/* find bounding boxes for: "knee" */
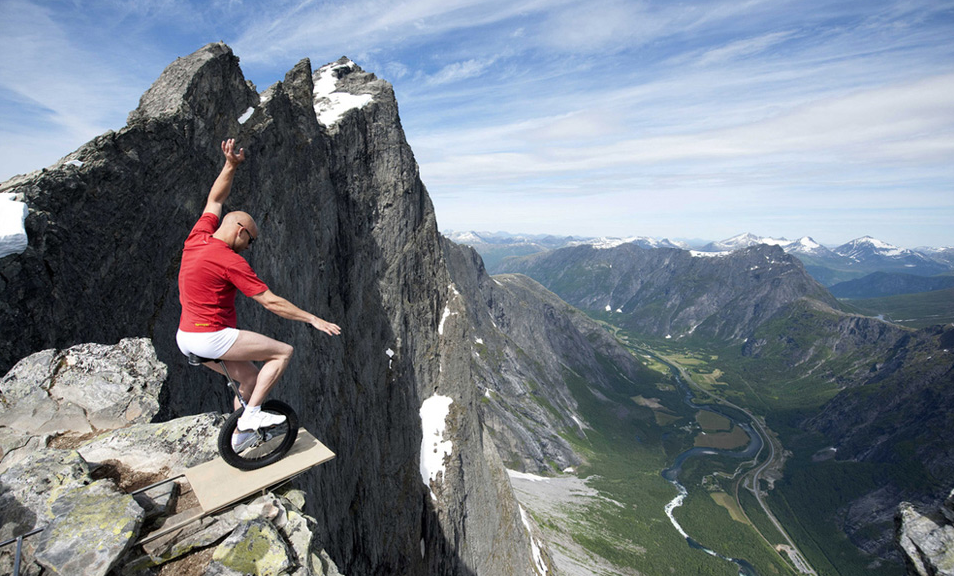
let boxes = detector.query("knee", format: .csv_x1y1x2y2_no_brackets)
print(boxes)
279,343,294,363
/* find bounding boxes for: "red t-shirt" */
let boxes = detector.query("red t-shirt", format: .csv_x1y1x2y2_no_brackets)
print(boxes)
178,213,269,332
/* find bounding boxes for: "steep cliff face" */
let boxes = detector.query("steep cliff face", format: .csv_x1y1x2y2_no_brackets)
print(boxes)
498,243,838,342
442,239,655,473
0,43,547,575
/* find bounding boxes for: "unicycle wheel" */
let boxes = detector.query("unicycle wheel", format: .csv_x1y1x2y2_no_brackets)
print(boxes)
218,400,299,470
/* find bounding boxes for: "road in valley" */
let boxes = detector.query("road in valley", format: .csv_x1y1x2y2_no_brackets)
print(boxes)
652,350,818,576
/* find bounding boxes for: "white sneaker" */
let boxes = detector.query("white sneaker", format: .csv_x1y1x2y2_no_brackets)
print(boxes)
237,409,286,431
231,430,258,452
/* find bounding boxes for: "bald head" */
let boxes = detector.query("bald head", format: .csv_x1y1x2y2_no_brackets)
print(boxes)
214,211,258,252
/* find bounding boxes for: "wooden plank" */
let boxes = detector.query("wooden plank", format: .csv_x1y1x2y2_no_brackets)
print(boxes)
184,429,335,513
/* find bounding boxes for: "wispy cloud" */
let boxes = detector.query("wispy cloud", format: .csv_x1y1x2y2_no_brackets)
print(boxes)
693,31,798,67
0,1,154,174
0,0,951,245
418,71,954,186
231,0,558,65
425,57,499,86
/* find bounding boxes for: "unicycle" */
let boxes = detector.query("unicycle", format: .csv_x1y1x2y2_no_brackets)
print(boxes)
189,354,299,471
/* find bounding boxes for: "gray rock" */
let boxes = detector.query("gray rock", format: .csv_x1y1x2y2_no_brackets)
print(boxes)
49,339,166,430
0,338,166,467
0,448,91,541
34,479,144,576
208,517,294,576
897,499,954,576
78,412,220,475
0,426,46,473
129,506,245,571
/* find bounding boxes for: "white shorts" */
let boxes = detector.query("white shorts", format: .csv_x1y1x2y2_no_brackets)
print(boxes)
176,328,240,360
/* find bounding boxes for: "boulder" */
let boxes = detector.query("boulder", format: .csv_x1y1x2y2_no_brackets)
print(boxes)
208,517,295,576
897,495,954,576
78,412,221,476
0,338,166,472
33,479,144,576
0,448,91,542
127,506,245,572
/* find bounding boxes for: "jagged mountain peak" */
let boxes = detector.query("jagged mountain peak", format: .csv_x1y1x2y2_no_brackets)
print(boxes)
1,42,550,576
128,42,254,127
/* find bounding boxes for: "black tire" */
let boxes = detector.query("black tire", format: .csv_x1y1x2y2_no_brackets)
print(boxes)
218,400,299,470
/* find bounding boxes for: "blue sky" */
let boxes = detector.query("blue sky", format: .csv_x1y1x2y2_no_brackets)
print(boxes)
1,0,952,247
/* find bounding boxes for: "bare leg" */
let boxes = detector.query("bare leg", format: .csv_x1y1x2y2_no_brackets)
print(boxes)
218,330,294,408
203,360,259,410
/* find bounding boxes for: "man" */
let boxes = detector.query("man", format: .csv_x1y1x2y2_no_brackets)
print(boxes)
177,139,340,449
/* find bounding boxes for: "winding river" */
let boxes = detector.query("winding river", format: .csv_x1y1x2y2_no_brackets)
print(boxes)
660,365,765,576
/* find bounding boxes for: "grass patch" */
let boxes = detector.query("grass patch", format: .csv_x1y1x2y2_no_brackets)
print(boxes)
697,410,733,431
676,489,797,575
710,491,750,524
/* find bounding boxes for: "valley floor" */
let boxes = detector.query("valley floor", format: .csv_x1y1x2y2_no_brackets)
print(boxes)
506,326,909,576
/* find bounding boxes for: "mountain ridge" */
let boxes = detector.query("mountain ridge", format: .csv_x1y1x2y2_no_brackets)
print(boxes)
450,230,954,288
495,242,839,343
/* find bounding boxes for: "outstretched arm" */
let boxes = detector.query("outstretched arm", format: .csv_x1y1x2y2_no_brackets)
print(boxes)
251,290,342,336
204,139,246,217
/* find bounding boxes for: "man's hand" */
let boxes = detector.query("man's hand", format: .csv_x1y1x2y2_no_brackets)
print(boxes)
204,139,245,216
310,317,342,336
222,138,246,167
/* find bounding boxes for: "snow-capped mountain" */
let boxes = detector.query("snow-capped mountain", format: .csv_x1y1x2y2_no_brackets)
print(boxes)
444,230,582,249
682,233,954,284
835,236,922,262
447,230,954,280
569,236,689,250
701,232,771,252
445,231,690,272
700,233,834,258
446,231,687,251
916,246,954,268
784,236,836,258
830,236,948,273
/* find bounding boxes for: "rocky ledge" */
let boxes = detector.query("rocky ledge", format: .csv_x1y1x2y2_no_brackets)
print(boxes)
0,338,342,576
897,490,954,576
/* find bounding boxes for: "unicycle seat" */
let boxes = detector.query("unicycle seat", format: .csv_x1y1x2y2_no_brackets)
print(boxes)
188,353,219,366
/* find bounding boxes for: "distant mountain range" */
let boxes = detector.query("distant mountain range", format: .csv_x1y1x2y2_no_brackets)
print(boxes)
446,230,954,286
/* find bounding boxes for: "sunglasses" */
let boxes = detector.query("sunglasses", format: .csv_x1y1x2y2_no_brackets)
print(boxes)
238,223,257,246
